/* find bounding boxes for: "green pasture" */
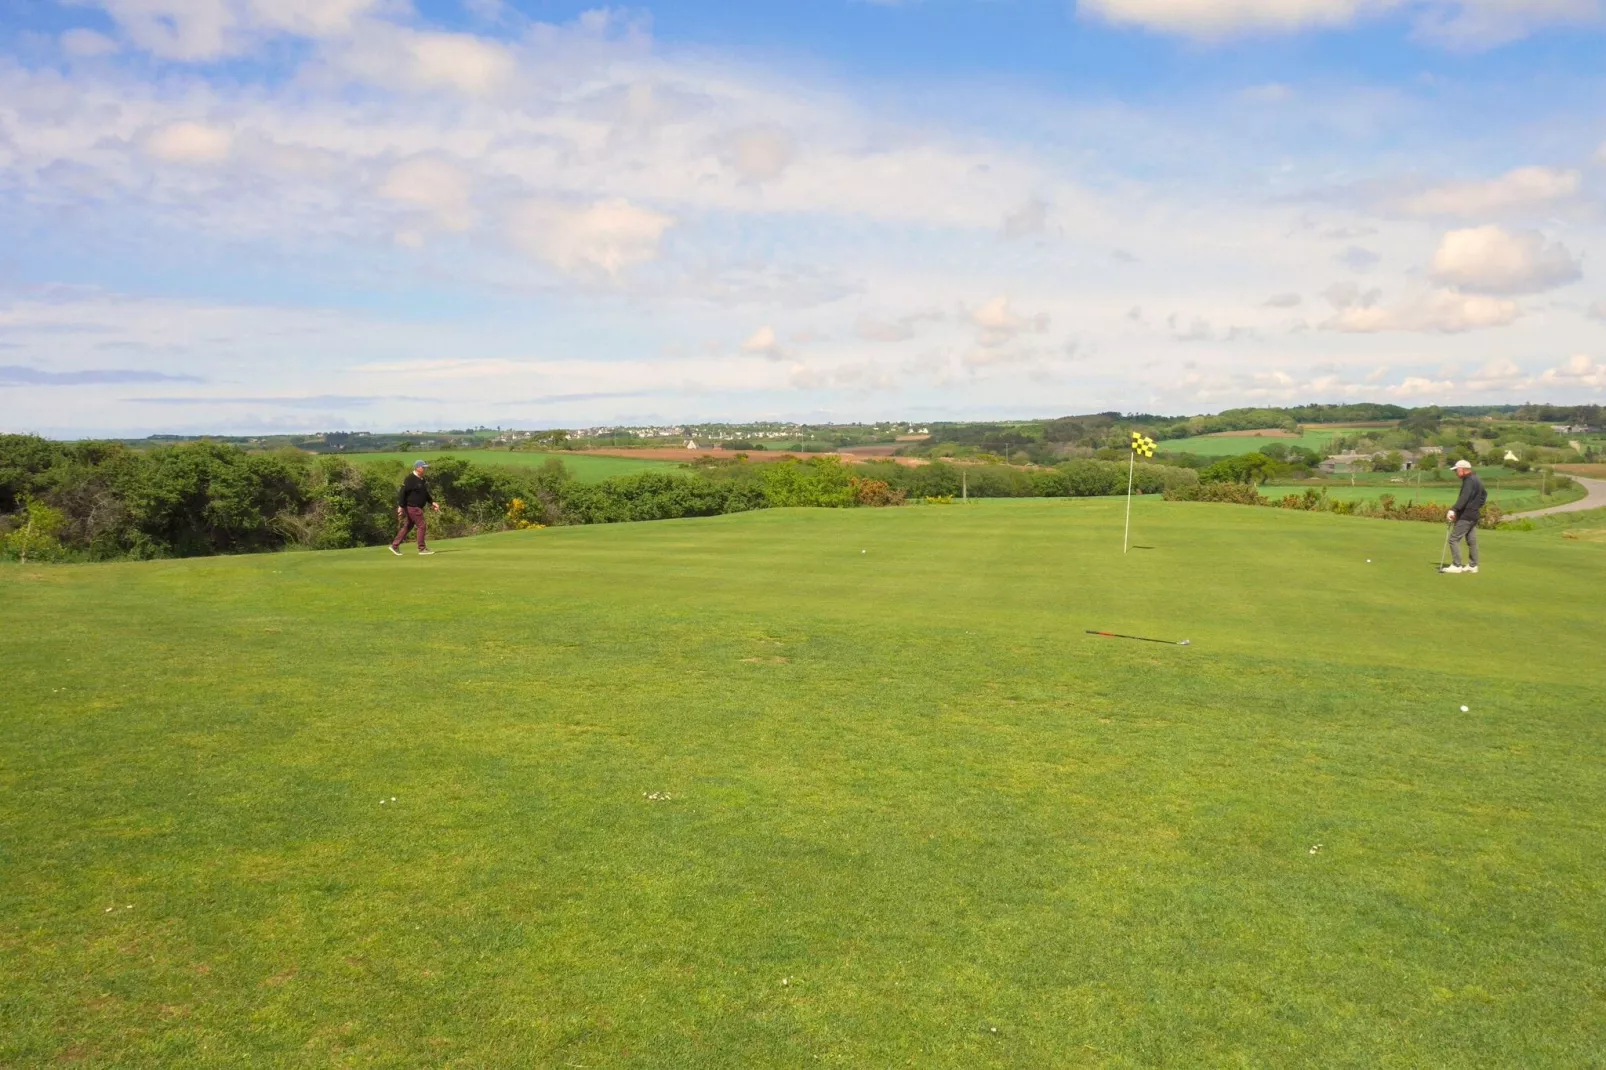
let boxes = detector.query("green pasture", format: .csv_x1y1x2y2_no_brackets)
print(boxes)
4,500,1605,1067
1158,430,1338,456
345,450,681,482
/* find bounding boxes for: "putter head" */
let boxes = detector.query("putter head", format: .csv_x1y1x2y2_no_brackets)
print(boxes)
1178,639,1191,646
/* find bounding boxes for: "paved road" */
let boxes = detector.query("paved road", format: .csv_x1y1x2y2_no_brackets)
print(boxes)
1504,474,1606,519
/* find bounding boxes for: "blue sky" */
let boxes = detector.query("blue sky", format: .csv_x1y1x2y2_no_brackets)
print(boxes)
1,0,1603,436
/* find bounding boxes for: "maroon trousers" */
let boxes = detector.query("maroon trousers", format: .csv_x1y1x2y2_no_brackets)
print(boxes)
392,506,427,550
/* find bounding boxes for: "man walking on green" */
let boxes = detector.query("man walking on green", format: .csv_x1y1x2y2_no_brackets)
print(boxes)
391,460,440,556
1443,459,1486,574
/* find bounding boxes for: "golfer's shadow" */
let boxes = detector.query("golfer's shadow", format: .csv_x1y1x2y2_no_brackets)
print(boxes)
1129,545,1156,550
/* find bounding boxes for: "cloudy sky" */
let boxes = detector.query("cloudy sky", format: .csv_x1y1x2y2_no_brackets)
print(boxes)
2,0,1605,436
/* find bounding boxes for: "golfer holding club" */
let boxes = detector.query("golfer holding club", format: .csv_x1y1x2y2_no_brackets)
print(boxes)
1443,459,1486,574
391,460,440,556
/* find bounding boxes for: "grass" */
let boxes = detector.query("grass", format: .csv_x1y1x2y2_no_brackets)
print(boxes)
1158,430,1339,456
4,500,1605,1067
344,450,682,482
1265,480,1588,513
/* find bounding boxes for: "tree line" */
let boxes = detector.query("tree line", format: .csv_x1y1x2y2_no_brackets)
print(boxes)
0,436,1198,562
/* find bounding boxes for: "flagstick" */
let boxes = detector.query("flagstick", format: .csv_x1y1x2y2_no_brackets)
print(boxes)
1123,449,1135,553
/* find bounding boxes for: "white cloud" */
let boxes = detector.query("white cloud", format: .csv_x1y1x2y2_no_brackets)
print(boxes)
723,126,795,184
1539,354,1606,388
321,25,518,95
74,0,382,61
1465,358,1527,390
61,29,120,56
1264,292,1303,307
741,325,786,359
1430,226,1582,294
1324,288,1520,332
1387,375,1457,397
1077,0,1606,48
1081,0,1381,36
509,199,675,277
142,121,233,163
379,158,476,231
1403,166,1581,217
972,296,1049,339
1002,198,1049,238
1587,299,1606,321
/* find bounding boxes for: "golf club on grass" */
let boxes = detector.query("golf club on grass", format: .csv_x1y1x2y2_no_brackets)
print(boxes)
1086,630,1191,647
1436,520,1452,571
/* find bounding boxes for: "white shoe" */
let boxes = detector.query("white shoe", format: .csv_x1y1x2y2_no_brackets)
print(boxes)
389,545,402,556
1442,565,1463,573
1464,565,1478,574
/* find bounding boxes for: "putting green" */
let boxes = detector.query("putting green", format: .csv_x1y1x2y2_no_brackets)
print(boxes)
4,500,1604,1066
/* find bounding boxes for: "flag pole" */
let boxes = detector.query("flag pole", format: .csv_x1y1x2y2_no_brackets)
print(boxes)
1123,447,1135,553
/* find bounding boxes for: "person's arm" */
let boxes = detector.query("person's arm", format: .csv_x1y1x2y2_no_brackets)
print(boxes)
427,481,439,510
398,476,410,511
1449,478,1473,518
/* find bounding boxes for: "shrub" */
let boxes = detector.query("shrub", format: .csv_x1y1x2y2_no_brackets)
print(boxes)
1165,482,1267,505
1,497,67,562
851,477,906,507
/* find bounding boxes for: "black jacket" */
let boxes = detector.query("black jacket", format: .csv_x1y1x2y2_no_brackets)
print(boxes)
1451,473,1487,521
398,473,434,509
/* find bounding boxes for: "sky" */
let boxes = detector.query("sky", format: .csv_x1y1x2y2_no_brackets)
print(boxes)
1,0,1604,437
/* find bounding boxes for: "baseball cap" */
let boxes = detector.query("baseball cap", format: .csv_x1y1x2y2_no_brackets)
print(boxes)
1453,459,1472,470
413,459,429,468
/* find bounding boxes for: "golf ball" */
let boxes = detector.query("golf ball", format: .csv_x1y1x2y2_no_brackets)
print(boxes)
1460,705,1469,712
1366,559,1372,563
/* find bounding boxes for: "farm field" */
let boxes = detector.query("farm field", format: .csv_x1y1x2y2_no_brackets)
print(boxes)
5,500,1606,1067
1159,430,1339,456
346,450,681,482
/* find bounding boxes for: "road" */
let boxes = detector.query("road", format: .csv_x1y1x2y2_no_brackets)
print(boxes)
1504,474,1606,519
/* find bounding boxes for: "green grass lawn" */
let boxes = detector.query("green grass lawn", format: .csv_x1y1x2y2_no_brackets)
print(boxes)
344,450,681,482
1158,430,1339,456
1266,480,1587,513
4,500,1605,1067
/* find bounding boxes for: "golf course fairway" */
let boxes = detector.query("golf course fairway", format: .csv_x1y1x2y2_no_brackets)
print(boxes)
4,499,1604,1067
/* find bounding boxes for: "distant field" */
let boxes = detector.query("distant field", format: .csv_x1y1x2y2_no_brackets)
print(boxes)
1159,430,1339,456
346,450,681,482
1201,428,1300,438
1559,464,1606,478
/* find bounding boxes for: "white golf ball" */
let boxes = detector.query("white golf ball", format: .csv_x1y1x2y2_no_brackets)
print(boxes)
1460,705,1469,712
1366,559,1371,563
861,550,866,554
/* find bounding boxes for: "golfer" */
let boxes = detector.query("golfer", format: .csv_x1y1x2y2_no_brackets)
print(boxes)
1444,459,1486,574
391,460,440,556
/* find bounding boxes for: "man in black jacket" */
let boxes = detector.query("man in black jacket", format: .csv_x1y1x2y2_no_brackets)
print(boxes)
1444,459,1486,574
391,460,440,556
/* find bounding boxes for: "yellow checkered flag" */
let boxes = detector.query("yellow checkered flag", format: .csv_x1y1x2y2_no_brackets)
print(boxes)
1130,431,1156,458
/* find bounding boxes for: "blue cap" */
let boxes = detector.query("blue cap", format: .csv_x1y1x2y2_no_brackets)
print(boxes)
413,460,429,468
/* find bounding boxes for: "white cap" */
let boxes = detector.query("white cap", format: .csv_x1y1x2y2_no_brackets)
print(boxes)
1453,459,1473,470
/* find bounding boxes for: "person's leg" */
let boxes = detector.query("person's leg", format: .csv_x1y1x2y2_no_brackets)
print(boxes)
1465,521,1478,568
1448,519,1465,567
411,506,427,549
391,509,411,549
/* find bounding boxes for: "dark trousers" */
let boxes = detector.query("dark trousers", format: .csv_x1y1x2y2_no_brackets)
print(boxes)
392,507,427,550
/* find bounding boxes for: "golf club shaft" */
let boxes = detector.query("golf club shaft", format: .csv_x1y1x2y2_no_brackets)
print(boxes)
1086,630,1182,645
